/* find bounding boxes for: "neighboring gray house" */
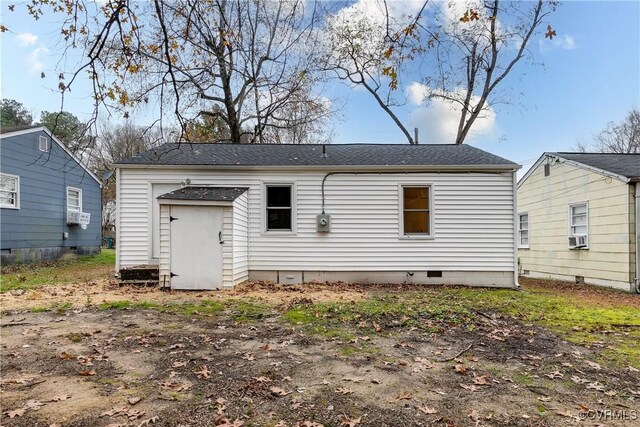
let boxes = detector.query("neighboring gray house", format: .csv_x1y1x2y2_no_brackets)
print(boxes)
0,126,102,263
115,143,520,290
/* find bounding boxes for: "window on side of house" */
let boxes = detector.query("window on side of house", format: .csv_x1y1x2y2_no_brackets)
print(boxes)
266,185,292,231
569,202,588,245
0,173,19,209
67,187,82,213
39,136,49,152
402,186,431,236
518,213,529,248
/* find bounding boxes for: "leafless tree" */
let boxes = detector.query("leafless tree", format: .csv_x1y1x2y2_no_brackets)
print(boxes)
326,0,556,145
12,0,333,144
90,122,175,232
577,109,640,153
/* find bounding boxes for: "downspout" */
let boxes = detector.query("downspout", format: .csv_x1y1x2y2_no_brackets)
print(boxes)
635,182,640,293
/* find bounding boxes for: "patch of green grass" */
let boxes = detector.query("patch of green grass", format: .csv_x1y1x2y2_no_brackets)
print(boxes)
0,249,115,293
229,299,273,322
30,306,50,313
511,372,534,386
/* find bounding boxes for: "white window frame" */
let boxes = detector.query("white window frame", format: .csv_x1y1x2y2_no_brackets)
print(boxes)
38,135,49,152
518,212,529,249
568,202,589,248
262,182,296,235
66,186,83,213
0,173,20,209
398,184,434,239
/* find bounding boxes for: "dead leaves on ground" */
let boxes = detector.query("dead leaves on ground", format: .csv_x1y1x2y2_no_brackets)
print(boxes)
3,395,71,418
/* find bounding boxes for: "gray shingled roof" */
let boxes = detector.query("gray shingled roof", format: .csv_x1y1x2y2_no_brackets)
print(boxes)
116,143,518,169
550,152,640,181
158,186,249,201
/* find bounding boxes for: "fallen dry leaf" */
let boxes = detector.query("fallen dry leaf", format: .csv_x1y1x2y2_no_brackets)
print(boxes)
586,361,602,370
196,365,211,379
418,405,437,414
254,376,271,384
24,399,46,410
392,391,412,401
270,386,292,397
78,369,96,376
472,375,491,386
338,415,361,426
5,408,26,418
454,364,467,374
459,384,479,392
335,387,353,395
128,397,142,405
138,416,159,426
48,394,71,402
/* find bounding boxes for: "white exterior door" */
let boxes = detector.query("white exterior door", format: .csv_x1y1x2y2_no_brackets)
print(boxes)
170,205,224,290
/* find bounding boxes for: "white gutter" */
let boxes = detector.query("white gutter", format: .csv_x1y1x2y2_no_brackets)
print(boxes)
115,167,121,273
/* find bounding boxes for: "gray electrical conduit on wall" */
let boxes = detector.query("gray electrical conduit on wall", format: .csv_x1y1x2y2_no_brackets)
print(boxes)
320,170,513,214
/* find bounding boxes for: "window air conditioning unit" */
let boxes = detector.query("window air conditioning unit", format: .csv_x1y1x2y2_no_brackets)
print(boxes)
569,235,587,248
67,211,91,227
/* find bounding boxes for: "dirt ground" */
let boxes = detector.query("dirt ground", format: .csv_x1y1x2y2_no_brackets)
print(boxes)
0,279,368,313
1,281,639,426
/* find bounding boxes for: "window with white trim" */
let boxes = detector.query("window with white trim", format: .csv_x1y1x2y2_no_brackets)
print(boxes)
518,213,529,248
0,173,19,209
39,136,49,152
569,202,588,244
67,187,82,213
401,186,431,236
266,185,292,231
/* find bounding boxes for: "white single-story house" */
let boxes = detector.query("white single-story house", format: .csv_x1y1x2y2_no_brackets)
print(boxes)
517,152,640,293
114,143,521,290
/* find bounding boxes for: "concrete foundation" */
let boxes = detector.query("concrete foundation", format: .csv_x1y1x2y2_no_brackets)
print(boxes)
0,246,100,265
249,270,516,288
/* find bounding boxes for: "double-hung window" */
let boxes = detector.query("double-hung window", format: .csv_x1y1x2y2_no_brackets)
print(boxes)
0,173,20,209
569,202,588,246
67,187,82,213
266,185,292,231
518,213,529,248
401,186,432,237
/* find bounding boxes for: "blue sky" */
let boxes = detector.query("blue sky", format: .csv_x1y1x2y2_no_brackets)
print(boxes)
1,1,639,175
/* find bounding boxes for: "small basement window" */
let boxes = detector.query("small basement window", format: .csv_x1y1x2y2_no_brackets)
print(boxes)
518,213,529,248
401,186,431,236
0,173,20,209
67,187,82,213
266,185,292,231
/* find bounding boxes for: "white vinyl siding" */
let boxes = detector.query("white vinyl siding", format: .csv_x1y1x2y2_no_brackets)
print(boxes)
233,192,250,285
117,168,516,273
66,187,82,213
517,157,634,291
0,173,19,209
518,213,529,248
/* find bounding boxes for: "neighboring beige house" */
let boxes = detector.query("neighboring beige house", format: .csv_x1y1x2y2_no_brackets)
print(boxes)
517,152,640,293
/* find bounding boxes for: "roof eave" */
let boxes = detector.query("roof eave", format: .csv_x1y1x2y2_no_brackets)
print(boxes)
114,163,520,172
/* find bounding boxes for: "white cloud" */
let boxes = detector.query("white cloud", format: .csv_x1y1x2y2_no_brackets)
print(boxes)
408,86,497,144
26,46,49,75
539,34,576,53
16,32,38,47
407,82,430,105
